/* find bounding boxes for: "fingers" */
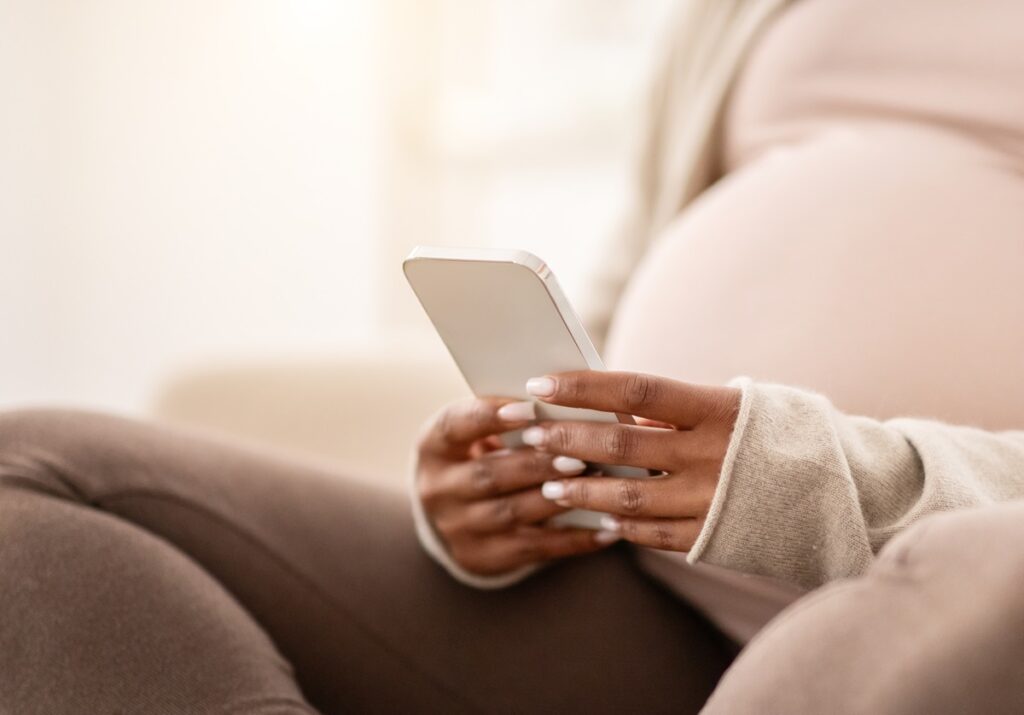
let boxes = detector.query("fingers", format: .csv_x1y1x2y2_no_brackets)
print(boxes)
425,447,587,502
448,527,617,576
420,397,533,458
540,475,714,518
523,420,701,472
528,370,738,428
433,488,570,536
599,515,703,552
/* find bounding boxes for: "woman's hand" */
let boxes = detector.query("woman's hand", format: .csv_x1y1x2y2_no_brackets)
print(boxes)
415,397,618,577
525,371,741,552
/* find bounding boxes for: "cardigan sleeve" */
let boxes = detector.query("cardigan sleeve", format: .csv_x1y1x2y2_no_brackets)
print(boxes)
413,379,1024,592
689,380,1024,589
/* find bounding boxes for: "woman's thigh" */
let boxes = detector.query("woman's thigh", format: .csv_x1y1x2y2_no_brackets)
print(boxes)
0,409,733,714
0,488,315,715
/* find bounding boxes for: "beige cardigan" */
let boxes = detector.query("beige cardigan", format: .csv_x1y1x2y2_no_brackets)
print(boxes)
577,0,792,349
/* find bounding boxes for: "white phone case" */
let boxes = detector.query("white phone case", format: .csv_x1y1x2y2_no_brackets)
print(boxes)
403,246,649,529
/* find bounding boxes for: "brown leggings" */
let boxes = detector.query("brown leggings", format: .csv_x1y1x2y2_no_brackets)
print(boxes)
4,409,1024,714
0,410,733,714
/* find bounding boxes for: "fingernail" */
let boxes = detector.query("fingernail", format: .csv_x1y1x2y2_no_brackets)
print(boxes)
600,515,621,532
594,530,621,545
541,481,566,500
522,425,546,447
526,376,556,397
497,401,535,422
552,455,585,474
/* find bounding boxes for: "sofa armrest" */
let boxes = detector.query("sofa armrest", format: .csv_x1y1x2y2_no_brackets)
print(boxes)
150,340,468,492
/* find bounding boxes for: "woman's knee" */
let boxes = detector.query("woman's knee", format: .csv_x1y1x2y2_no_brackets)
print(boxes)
0,407,105,443
0,407,172,502
0,408,94,496
0,488,311,714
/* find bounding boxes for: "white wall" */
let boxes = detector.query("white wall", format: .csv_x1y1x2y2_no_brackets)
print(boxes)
0,0,671,415
1,0,380,412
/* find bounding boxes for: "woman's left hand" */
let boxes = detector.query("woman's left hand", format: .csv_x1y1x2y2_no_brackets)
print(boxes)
524,370,742,552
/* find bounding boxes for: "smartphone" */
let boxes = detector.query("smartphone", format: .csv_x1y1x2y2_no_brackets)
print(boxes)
403,245,650,529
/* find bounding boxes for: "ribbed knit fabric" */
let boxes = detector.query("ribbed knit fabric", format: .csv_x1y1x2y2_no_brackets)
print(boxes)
577,0,791,349
693,382,1024,589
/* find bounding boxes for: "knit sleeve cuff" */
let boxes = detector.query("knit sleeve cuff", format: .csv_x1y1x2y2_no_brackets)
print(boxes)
687,376,756,566
686,379,873,589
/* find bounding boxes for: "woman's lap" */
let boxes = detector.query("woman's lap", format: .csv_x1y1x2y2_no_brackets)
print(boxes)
0,409,733,714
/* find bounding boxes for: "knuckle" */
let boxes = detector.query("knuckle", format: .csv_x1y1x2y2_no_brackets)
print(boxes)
468,399,494,426
616,478,645,514
604,426,636,462
653,524,675,550
489,497,517,526
433,407,458,443
546,424,571,453
470,460,498,496
462,402,490,437
530,449,550,476
561,375,585,403
570,478,590,507
622,373,657,413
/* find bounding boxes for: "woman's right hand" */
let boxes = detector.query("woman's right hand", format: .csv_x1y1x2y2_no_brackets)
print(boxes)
415,397,619,577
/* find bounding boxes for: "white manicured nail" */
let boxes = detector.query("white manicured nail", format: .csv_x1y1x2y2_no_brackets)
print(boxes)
522,426,546,446
541,481,566,500
497,401,535,422
552,456,585,474
594,530,621,545
600,515,621,532
526,376,556,397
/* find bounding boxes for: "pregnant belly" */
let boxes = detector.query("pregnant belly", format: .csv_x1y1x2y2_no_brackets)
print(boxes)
604,124,1024,429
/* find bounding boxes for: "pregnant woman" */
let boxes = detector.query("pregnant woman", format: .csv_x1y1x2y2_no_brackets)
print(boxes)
4,1,1024,713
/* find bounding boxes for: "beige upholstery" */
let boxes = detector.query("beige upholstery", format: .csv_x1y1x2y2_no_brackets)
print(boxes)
151,338,468,492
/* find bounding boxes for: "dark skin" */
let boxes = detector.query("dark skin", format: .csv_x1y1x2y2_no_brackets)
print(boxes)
415,370,741,576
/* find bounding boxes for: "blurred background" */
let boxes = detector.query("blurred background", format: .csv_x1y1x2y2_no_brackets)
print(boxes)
1,0,674,424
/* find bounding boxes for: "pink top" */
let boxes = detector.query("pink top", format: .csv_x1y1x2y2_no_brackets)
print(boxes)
604,0,1024,642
